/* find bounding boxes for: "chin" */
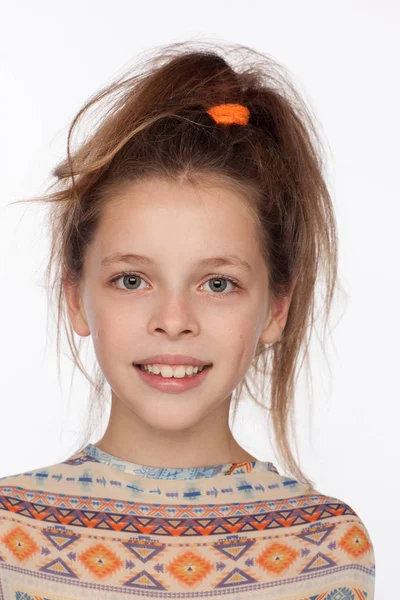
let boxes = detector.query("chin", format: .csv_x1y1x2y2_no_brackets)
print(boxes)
140,405,206,432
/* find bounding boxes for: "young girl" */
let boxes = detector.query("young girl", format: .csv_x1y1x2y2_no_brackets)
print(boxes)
0,41,375,598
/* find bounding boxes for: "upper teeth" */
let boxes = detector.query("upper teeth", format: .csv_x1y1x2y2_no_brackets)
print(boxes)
141,364,206,378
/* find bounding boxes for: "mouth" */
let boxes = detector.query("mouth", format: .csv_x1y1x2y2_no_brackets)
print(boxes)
134,364,212,378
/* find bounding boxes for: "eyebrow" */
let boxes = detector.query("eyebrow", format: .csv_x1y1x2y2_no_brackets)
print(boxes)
100,252,253,273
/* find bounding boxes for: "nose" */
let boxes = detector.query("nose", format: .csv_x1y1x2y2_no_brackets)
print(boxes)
150,292,200,338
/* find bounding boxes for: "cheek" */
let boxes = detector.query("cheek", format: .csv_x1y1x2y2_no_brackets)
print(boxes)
228,328,257,370
91,312,136,360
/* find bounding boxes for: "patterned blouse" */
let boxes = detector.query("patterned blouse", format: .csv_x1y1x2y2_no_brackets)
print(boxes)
0,443,375,599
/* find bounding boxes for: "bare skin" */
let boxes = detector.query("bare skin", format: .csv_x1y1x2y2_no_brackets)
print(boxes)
64,175,292,469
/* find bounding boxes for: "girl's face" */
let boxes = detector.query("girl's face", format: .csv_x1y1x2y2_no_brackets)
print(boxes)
65,176,289,433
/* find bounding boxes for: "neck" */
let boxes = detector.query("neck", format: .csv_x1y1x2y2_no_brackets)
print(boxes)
96,392,257,469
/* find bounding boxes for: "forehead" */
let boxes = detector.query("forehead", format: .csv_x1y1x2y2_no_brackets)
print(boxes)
91,176,262,261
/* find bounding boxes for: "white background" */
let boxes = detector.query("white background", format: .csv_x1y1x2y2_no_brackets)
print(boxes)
0,1,398,596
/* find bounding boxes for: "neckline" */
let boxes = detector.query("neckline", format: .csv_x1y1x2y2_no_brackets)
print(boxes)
83,443,279,480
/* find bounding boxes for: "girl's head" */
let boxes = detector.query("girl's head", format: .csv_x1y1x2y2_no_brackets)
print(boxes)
66,173,290,437
14,41,339,489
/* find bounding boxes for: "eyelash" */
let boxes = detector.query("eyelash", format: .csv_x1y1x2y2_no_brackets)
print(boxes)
108,271,242,296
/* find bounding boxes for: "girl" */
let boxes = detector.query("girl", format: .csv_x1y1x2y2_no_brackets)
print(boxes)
0,41,375,598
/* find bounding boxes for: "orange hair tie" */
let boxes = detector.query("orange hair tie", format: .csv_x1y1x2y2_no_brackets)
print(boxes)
207,103,250,125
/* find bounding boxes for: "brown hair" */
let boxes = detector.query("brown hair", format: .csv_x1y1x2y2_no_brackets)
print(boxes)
10,40,342,493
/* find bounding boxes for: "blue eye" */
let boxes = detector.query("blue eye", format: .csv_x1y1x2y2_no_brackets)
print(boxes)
203,277,239,294
108,272,241,296
110,273,146,291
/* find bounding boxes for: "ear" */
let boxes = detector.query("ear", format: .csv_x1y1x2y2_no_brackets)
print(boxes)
63,273,91,337
259,283,295,345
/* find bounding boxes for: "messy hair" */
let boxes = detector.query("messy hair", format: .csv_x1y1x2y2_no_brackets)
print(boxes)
11,40,342,493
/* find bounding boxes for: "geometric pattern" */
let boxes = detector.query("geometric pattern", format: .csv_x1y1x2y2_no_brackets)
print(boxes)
166,550,213,586
256,541,299,574
81,443,281,480
0,445,376,598
0,490,361,535
338,524,373,558
309,591,369,599
301,551,337,573
39,557,78,578
2,526,39,562
79,542,123,578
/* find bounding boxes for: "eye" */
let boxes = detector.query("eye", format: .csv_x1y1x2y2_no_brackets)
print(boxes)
201,275,241,295
109,272,147,291
108,272,241,296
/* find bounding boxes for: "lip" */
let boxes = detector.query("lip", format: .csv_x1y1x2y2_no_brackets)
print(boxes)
134,363,212,393
134,354,212,366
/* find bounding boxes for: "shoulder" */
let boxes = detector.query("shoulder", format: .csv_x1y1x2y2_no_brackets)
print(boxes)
0,451,86,586
299,482,375,556
295,485,376,597
0,447,89,496
0,450,89,548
